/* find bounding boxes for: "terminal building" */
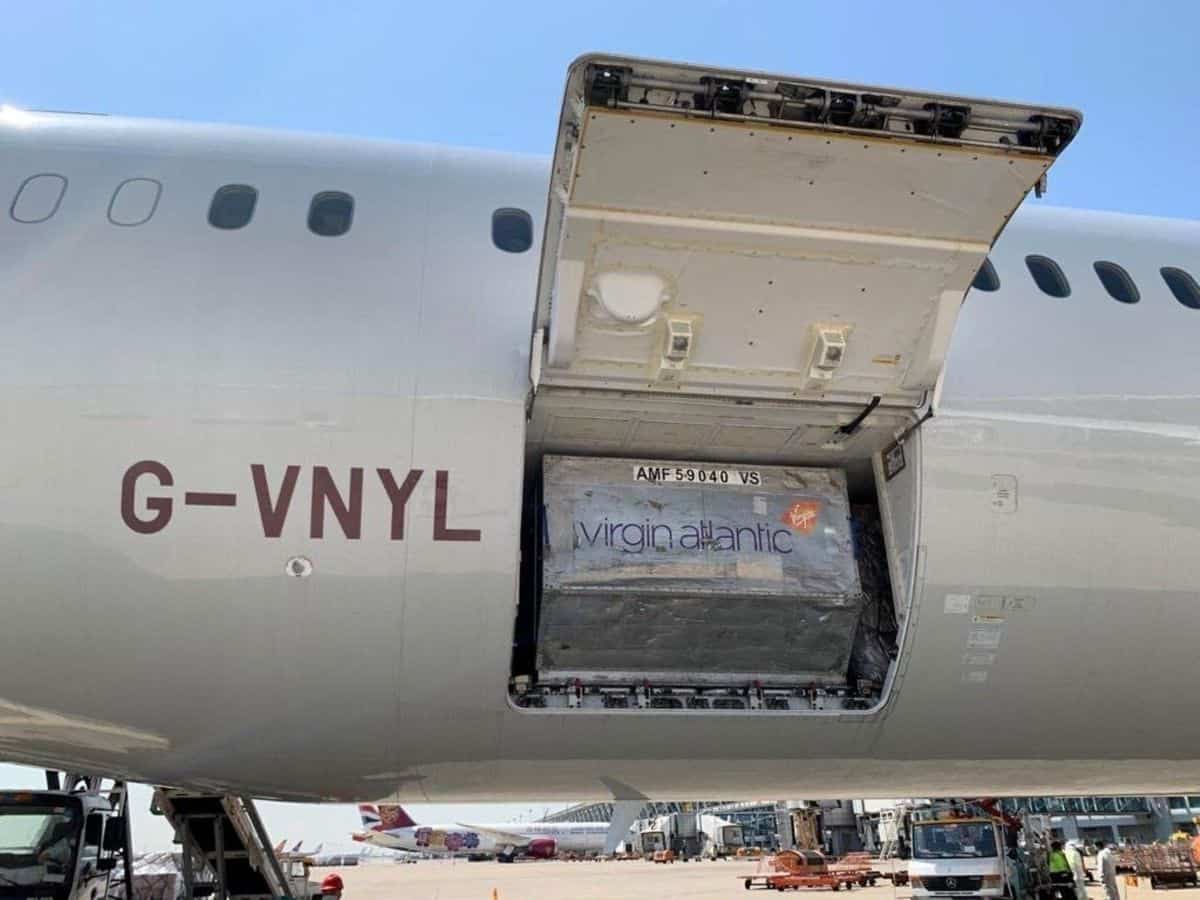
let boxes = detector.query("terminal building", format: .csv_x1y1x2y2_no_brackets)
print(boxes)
998,795,1200,844
861,796,1200,848
543,799,863,855
545,795,1200,854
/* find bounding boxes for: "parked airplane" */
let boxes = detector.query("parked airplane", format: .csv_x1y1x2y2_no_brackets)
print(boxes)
275,842,351,867
1,52,1198,805
352,804,609,860
276,839,409,867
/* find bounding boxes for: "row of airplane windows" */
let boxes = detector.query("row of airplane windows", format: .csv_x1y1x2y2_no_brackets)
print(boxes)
11,174,1197,304
973,254,1200,309
8,174,536,252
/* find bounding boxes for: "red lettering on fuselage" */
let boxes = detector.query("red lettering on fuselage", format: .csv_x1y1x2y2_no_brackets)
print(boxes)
377,468,423,540
120,460,173,534
120,462,480,542
252,464,300,537
433,470,481,542
310,466,363,539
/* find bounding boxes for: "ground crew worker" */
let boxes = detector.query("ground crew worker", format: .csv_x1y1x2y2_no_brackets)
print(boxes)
1048,841,1075,900
1065,840,1089,900
1096,840,1120,900
320,872,344,899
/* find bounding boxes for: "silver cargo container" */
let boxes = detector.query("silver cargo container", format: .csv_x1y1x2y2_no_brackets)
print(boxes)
536,455,864,686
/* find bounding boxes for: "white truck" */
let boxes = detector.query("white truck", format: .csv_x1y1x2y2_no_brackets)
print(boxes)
638,816,671,856
0,788,128,900
697,814,744,858
909,816,1006,900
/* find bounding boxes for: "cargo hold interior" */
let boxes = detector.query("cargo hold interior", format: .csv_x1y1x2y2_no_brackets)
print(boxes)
509,389,921,715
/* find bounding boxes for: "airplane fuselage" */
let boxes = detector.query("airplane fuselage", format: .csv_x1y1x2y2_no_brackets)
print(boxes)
1,63,1199,804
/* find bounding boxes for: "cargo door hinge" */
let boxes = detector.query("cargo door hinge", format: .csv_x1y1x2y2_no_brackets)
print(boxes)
822,394,881,450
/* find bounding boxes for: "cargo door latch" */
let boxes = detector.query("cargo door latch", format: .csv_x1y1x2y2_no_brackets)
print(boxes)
654,316,695,383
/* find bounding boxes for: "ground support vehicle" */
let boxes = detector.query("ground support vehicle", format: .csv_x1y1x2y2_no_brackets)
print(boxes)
1131,844,1199,889
743,850,869,891
829,852,878,886
909,815,1007,900
0,775,133,900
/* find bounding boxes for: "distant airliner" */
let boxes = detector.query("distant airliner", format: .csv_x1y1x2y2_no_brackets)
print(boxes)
353,804,611,861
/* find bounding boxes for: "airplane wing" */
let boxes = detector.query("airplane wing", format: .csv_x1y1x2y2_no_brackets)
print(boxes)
457,824,531,848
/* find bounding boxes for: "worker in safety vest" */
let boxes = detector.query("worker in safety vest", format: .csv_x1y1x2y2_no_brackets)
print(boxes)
1048,841,1076,900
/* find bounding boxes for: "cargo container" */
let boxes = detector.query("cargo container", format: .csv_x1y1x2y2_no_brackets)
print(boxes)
537,455,862,686
512,446,906,712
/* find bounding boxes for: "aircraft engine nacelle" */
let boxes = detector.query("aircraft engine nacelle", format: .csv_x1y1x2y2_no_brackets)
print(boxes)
526,838,557,859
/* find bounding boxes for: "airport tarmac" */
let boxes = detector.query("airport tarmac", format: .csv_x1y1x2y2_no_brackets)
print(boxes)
316,861,1162,900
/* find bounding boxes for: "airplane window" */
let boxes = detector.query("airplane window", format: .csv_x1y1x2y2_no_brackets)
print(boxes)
492,208,533,253
108,178,162,227
1093,261,1139,304
11,173,68,223
1161,267,1200,310
308,191,354,237
971,258,1000,292
1025,255,1071,298
208,184,258,230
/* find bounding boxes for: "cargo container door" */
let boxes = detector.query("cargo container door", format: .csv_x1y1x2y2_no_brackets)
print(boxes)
530,54,1080,410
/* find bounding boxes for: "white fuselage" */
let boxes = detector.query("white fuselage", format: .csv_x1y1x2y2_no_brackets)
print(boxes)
1,73,1199,805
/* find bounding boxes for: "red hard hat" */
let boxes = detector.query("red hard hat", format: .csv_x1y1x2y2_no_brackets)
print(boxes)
320,873,344,894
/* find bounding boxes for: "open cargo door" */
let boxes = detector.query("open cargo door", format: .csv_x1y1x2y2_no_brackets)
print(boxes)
531,55,1080,408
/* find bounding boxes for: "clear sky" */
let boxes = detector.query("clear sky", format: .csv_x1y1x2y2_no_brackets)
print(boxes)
0,0,1197,853
2,0,1199,219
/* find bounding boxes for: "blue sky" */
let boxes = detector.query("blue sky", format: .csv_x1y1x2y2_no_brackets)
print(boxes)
3,0,1199,218
0,0,1196,851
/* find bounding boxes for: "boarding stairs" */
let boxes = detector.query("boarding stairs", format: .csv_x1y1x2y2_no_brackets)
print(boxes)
153,789,294,900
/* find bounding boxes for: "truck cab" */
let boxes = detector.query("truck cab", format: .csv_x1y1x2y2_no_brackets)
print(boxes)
698,814,744,858
0,790,124,900
909,817,1006,900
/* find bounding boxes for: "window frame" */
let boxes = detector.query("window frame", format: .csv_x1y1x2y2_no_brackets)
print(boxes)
1092,260,1140,304
10,173,68,224
207,184,258,231
107,177,162,227
307,190,355,238
1025,254,1071,298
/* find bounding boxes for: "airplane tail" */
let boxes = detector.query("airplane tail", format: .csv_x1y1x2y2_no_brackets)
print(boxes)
358,802,417,831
